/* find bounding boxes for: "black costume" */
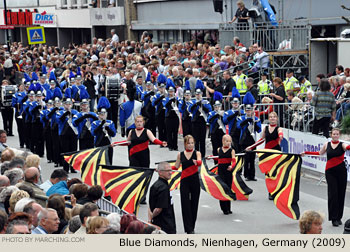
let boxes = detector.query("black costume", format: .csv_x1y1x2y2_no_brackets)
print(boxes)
129,128,150,168
179,151,200,234
218,147,233,214
264,125,281,151
325,142,347,223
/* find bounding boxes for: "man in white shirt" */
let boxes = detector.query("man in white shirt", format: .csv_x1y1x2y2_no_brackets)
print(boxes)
110,29,119,45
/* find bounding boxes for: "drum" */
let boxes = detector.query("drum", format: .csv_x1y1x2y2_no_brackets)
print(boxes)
105,76,121,100
1,85,17,107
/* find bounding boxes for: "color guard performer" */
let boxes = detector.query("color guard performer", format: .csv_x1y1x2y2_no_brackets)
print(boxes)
217,135,236,215
302,128,350,227
173,135,202,234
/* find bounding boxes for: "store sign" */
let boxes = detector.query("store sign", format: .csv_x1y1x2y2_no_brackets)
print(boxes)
3,9,36,26
32,12,55,25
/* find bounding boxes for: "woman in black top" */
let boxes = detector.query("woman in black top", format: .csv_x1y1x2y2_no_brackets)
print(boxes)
173,135,202,234
302,128,350,227
127,115,167,168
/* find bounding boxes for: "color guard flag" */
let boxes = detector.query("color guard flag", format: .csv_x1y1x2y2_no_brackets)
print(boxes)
63,146,109,186
100,165,154,215
209,156,253,200
199,160,236,201
231,156,253,200
257,149,302,220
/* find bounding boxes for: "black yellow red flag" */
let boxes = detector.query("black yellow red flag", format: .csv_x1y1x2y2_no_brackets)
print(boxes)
257,149,302,220
209,156,252,200
63,146,109,186
199,160,236,201
100,165,154,215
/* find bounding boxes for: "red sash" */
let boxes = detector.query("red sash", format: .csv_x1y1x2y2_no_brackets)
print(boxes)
129,141,149,157
181,165,198,179
218,158,232,164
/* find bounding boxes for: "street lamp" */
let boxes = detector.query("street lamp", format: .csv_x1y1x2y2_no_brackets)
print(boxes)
3,0,10,48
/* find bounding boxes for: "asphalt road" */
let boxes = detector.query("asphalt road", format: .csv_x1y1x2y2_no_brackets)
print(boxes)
4,119,350,234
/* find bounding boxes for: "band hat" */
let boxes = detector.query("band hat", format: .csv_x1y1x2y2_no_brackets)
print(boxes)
63,98,73,104
231,97,240,103
81,99,89,105
35,91,43,97
168,86,175,92
98,108,107,114
245,104,254,111
214,100,222,106
28,91,35,96
47,99,54,105
146,81,153,86
195,88,202,94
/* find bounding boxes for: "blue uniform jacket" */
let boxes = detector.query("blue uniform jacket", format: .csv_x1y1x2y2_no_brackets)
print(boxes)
91,119,116,145
56,109,79,136
236,115,262,141
141,90,154,107
207,110,224,133
162,96,180,117
12,91,26,114
151,93,165,114
187,99,212,123
71,85,90,101
223,109,245,134
29,101,45,123
73,111,98,138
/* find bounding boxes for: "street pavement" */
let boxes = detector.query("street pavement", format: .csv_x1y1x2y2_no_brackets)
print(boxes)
4,120,350,234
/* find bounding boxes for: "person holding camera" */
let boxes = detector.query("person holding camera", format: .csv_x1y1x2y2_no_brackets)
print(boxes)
83,71,97,112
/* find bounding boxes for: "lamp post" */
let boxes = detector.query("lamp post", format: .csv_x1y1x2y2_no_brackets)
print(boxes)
3,0,10,49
